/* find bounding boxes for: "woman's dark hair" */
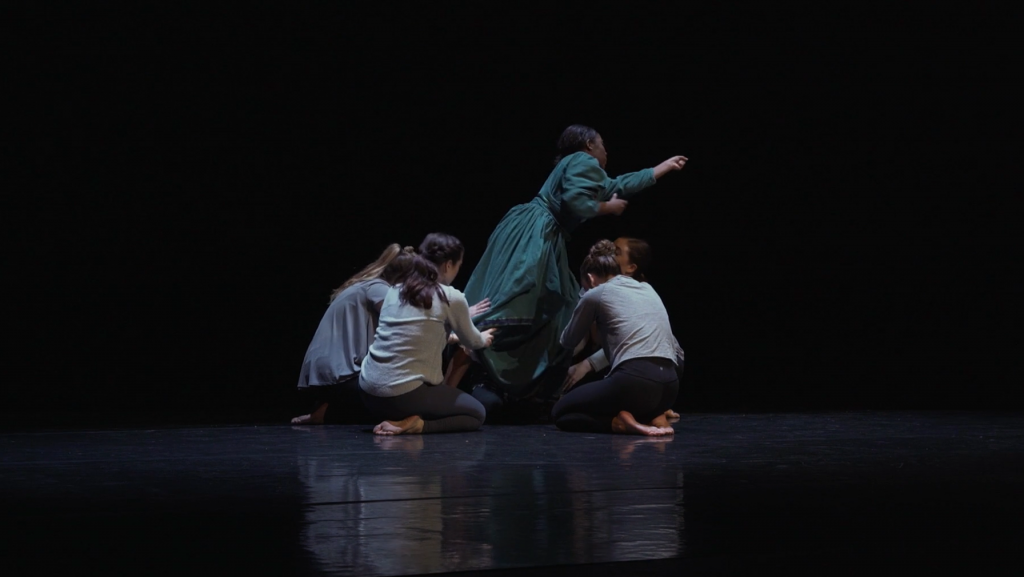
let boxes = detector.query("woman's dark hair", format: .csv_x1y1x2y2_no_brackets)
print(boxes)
400,233,465,309
618,237,652,283
417,232,464,268
580,239,621,282
379,246,417,285
554,124,599,165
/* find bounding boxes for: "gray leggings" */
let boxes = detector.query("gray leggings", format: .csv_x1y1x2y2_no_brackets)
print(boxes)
361,384,486,433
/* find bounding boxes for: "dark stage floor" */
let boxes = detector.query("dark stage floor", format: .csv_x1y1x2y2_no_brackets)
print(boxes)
3,412,1023,576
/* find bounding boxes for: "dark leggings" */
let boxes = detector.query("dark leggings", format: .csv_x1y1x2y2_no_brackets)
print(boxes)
361,384,486,433
552,357,679,433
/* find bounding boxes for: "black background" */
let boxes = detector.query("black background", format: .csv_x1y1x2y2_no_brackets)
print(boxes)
5,2,1022,426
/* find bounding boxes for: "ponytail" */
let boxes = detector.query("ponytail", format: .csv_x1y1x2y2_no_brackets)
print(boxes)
399,254,449,309
399,233,465,309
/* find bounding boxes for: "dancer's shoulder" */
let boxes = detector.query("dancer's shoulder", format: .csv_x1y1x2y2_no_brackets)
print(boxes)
441,284,468,304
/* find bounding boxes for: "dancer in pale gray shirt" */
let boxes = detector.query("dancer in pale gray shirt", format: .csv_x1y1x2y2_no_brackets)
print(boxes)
360,233,496,435
563,236,684,420
554,240,679,435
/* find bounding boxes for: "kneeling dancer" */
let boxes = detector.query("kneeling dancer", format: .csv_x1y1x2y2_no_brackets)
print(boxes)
360,233,495,435
553,240,679,435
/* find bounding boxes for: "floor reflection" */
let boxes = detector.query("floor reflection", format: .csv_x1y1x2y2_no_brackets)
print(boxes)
294,429,685,576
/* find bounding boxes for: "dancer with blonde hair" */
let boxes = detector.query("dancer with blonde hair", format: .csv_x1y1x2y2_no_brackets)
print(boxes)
292,244,417,425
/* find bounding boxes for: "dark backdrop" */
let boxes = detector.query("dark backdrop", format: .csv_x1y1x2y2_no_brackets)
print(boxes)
5,3,1021,426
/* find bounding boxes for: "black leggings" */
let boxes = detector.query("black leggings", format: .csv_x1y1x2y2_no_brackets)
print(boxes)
551,357,679,433
361,384,486,433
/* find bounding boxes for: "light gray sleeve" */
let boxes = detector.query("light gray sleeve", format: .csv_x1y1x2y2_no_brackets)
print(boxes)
560,288,601,352
586,348,609,372
364,280,391,309
446,289,488,350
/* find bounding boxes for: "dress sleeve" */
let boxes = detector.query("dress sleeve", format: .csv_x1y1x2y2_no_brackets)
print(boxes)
600,167,657,201
446,288,488,350
560,288,601,351
561,155,609,219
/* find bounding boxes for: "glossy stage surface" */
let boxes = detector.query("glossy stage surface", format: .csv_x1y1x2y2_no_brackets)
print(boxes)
3,412,1023,575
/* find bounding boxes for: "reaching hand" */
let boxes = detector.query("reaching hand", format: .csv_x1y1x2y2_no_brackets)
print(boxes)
605,193,628,216
469,298,491,317
479,328,497,348
563,360,593,392
654,155,689,179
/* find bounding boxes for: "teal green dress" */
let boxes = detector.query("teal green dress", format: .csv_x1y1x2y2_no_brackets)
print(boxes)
464,151,657,398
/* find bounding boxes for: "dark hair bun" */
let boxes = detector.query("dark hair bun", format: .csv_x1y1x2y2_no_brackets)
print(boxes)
589,239,617,258
402,246,416,254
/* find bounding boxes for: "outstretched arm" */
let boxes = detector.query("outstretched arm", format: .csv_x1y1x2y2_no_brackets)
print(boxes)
447,290,494,350
653,155,688,180
603,155,688,201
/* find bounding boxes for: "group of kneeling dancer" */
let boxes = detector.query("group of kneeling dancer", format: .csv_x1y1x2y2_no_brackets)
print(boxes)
294,124,689,436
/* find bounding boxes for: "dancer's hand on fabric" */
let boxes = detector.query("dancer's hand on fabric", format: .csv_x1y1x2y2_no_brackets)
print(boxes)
469,298,491,317
653,155,688,179
600,193,628,216
479,328,497,348
563,360,593,392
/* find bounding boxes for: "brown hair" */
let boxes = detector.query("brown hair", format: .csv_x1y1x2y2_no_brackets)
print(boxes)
379,246,417,285
617,237,652,283
399,233,465,309
580,239,622,283
330,243,405,303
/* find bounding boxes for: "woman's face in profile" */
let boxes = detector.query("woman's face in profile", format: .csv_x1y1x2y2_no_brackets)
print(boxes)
587,135,608,168
613,238,631,274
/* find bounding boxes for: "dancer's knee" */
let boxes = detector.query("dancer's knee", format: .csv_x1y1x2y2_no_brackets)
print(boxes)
471,385,504,416
459,392,487,423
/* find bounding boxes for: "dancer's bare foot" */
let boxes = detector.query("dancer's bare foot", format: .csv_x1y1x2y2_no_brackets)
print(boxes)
373,415,425,435
611,411,669,436
650,414,676,435
291,402,329,425
664,409,680,420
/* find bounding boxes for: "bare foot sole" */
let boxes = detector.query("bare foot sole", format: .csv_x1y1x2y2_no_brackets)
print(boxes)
291,414,317,425
611,411,669,437
650,414,676,435
290,402,328,425
373,415,425,435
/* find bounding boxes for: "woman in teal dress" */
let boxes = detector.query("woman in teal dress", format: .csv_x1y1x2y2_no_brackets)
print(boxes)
461,124,688,404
